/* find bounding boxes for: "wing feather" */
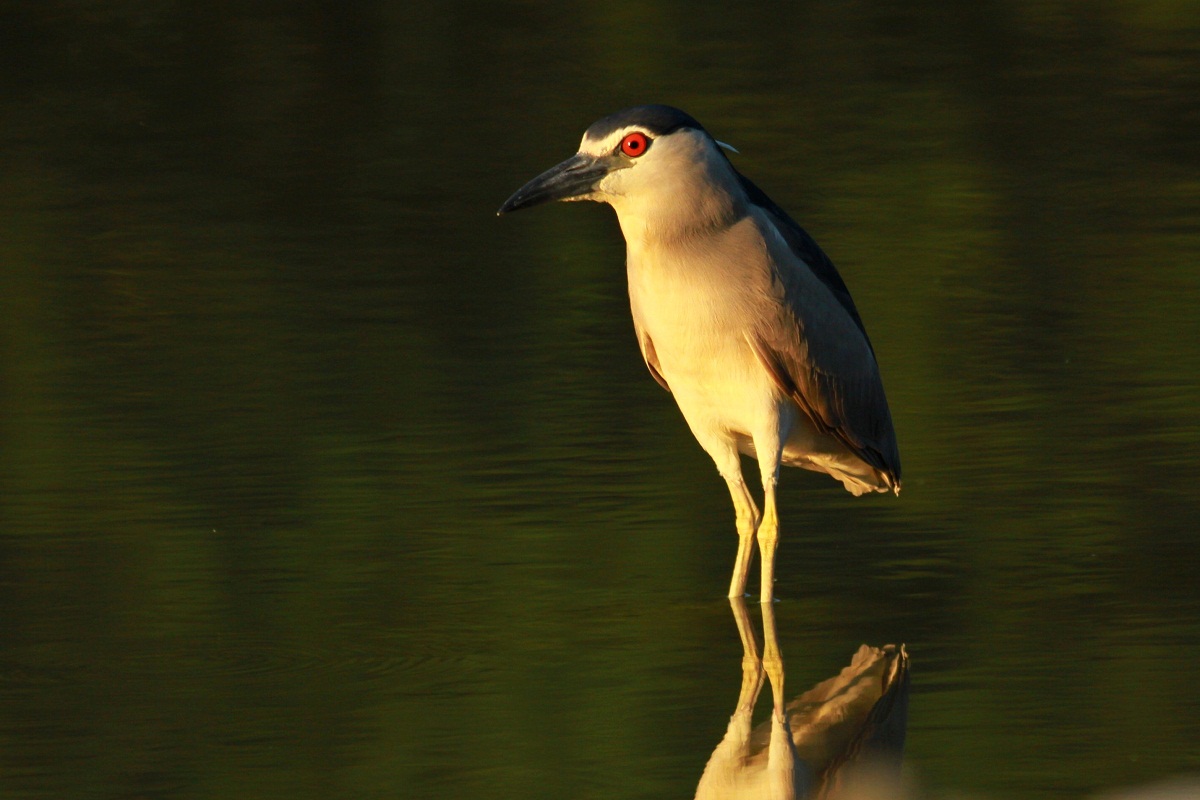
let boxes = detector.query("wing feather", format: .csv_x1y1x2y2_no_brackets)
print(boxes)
739,178,901,490
633,321,670,392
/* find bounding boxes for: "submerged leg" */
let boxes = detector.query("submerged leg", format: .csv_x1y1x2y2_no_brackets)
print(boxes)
729,597,765,717
760,599,785,711
694,599,767,799
760,600,796,800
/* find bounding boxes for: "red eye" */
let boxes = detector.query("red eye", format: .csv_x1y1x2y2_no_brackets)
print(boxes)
620,132,649,158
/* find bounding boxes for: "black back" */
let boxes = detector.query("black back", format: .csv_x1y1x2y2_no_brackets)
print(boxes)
585,105,704,141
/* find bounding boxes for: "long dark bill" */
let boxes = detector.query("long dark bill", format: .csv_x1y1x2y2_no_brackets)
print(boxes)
497,153,612,215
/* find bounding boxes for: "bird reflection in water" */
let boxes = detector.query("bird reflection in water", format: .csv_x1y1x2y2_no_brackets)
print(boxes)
695,599,909,800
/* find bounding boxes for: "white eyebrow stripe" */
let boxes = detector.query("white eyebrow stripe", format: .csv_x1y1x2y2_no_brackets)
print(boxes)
579,126,645,157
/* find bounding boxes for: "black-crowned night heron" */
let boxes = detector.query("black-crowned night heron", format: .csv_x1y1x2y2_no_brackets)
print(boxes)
499,105,901,603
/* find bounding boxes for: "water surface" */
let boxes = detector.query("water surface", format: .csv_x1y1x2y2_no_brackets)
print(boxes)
2,3,1199,799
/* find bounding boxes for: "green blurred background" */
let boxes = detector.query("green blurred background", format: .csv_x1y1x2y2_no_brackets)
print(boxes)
1,2,1199,798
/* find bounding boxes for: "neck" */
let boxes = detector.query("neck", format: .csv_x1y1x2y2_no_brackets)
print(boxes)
610,179,744,248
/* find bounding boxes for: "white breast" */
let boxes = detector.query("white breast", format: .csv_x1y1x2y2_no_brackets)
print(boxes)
625,217,783,442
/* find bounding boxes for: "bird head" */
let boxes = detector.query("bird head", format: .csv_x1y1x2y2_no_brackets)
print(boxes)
497,105,741,229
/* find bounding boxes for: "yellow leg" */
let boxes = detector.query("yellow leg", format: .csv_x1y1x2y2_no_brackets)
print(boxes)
725,476,760,598
699,434,766,599
757,477,779,603
753,422,785,604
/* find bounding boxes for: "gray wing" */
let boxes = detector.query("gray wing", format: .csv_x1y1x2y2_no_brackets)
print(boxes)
741,179,901,489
